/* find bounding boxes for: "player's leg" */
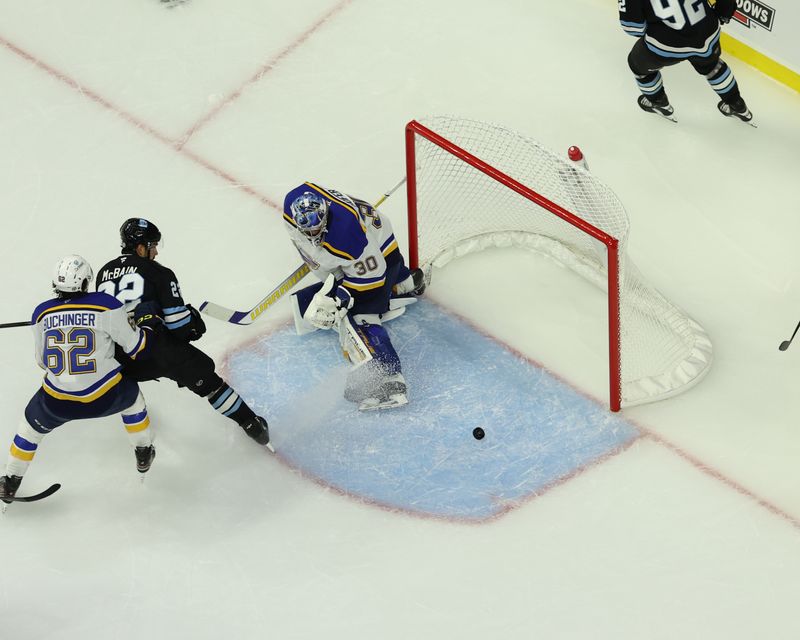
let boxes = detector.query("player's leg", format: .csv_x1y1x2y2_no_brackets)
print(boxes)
339,252,409,409
627,39,680,117
390,250,427,297
0,390,64,502
689,45,753,122
116,379,155,473
339,314,407,410
163,338,271,447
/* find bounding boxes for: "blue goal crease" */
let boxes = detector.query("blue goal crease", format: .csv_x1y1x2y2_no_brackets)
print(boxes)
226,300,640,521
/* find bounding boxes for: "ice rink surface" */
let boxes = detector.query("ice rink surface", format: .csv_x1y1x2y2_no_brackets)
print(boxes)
1,1,799,638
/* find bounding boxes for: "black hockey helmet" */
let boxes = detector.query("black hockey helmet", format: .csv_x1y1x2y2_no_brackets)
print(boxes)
120,218,161,253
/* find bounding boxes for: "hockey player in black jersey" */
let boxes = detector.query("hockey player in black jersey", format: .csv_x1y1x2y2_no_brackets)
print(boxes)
96,218,272,449
619,0,753,123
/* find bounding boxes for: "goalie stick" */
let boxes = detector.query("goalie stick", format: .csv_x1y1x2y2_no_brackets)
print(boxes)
2,483,61,504
199,175,409,325
199,263,310,325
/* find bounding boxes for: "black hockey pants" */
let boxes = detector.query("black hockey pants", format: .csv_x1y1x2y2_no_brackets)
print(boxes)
116,328,222,398
627,39,742,105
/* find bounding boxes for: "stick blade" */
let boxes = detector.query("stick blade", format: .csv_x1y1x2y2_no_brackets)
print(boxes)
198,301,252,325
7,482,62,503
779,341,791,351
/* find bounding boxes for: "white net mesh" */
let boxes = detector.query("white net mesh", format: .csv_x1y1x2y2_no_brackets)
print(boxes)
410,116,712,407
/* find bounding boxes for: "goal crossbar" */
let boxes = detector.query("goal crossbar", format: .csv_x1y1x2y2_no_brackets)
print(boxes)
404,119,624,410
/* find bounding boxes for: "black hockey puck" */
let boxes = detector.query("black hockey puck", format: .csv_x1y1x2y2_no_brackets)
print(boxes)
472,427,485,440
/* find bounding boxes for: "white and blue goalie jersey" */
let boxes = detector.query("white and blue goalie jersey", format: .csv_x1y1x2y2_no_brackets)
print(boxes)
31,292,148,403
283,182,400,294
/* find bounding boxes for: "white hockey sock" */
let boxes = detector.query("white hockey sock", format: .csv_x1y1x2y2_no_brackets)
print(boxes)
6,419,46,478
121,391,153,448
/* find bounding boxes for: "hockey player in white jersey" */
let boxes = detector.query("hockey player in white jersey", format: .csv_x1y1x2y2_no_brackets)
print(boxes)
0,255,155,504
283,182,426,410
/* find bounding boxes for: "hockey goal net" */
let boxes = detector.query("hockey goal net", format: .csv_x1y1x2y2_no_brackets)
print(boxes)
404,117,712,411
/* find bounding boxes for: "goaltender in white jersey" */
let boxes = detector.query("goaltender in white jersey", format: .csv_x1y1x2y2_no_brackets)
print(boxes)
283,182,427,411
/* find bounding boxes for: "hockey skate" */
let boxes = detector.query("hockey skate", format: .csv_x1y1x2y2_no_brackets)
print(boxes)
358,374,409,411
0,475,22,504
409,268,427,296
637,95,677,122
135,445,156,473
240,415,274,451
717,98,756,127
393,268,428,297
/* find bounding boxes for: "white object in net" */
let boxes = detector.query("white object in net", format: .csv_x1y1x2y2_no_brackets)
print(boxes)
404,116,712,410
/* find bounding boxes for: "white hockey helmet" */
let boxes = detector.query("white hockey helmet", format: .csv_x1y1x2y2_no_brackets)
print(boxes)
52,254,93,295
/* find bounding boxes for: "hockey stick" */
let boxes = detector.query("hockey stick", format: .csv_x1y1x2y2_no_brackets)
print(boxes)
2,483,61,503
778,320,800,351
0,321,31,329
199,175,408,325
199,263,311,325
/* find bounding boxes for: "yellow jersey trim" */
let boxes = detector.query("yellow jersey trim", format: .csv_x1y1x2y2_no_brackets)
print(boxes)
42,372,122,403
321,241,357,261
381,240,399,256
343,279,386,292
36,304,111,324
305,182,366,232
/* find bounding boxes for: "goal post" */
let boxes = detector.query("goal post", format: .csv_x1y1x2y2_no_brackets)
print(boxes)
404,117,712,411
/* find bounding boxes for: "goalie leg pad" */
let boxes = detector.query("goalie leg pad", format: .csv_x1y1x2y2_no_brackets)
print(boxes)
339,316,401,372
340,316,404,406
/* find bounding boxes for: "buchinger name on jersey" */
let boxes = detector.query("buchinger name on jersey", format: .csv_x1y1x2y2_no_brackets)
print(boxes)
732,0,775,31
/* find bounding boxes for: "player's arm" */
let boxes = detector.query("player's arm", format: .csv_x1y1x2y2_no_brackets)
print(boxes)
711,0,736,24
103,299,151,360
154,266,205,342
619,0,646,37
32,325,46,370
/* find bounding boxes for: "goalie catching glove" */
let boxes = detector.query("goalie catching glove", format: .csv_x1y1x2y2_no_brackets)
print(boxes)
305,273,353,330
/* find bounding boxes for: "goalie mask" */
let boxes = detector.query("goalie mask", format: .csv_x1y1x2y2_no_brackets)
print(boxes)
290,192,328,245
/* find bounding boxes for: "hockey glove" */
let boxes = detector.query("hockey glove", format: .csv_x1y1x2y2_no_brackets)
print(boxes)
184,304,206,342
305,274,353,330
713,0,736,24
133,302,164,331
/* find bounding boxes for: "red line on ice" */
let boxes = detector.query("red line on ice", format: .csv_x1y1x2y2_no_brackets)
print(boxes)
177,0,353,147
3,14,800,532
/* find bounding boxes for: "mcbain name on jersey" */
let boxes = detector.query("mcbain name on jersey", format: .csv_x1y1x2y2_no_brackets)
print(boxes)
42,313,97,330
99,266,138,281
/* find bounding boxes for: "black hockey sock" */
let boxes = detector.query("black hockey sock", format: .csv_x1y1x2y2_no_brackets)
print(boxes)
635,73,668,106
704,60,741,104
206,383,256,425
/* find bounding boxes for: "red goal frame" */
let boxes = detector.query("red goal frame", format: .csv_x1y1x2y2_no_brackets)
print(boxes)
404,119,623,411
